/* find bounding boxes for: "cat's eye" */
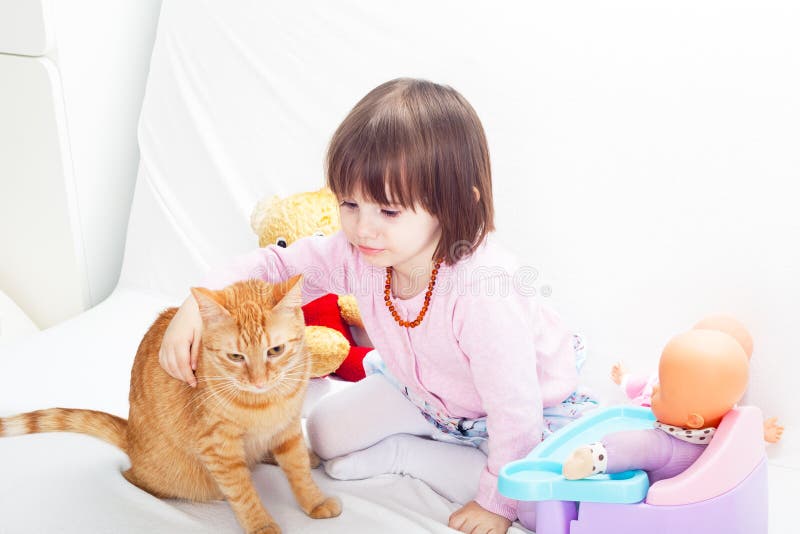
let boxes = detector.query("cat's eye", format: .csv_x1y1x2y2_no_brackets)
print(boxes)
267,344,285,357
227,353,245,362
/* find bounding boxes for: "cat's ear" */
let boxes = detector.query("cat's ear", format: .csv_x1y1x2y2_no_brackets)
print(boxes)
273,275,303,311
190,287,233,326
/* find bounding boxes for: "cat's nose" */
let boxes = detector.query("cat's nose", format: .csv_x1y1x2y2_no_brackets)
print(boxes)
254,380,267,389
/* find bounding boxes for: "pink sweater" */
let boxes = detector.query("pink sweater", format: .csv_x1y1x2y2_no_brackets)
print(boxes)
201,230,578,520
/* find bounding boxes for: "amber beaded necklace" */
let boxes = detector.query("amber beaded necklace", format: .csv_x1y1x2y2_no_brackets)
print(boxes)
384,258,443,328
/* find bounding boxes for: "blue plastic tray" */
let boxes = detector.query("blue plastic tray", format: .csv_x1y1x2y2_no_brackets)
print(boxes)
498,406,656,503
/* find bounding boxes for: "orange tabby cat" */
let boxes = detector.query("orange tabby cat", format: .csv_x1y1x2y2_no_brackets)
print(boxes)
0,275,341,534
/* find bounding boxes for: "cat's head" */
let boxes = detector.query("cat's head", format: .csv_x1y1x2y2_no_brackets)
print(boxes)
189,275,308,398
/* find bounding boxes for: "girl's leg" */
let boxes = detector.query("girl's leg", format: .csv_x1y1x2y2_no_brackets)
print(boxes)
306,374,432,460
325,434,487,505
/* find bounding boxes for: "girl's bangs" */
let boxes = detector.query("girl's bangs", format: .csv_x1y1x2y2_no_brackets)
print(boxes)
328,133,430,212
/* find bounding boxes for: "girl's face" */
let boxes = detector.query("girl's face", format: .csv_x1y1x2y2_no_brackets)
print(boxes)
338,192,441,276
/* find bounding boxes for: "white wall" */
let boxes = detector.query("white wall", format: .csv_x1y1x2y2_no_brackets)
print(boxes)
2,0,797,461
483,3,800,463
116,1,799,464
0,0,161,328
52,0,163,308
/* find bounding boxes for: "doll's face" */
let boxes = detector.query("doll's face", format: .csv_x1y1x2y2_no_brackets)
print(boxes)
650,330,749,429
650,380,700,428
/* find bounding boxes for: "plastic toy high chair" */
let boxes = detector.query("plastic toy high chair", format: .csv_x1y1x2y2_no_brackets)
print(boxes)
499,405,768,534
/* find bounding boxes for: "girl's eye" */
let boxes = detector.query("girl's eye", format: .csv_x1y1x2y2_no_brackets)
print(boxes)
267,344,285,357
340,201,357,209
228,353,245,362
381,209,400,218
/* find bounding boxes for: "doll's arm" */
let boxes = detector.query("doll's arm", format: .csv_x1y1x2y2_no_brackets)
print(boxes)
610,361,627,385
611,362,652,401
764,416,784,443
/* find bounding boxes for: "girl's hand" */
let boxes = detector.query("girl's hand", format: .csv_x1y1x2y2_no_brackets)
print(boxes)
158,296,203,387
448,500,511,534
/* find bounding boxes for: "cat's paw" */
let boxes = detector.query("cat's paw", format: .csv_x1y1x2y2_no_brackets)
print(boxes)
308,449,322,469
309,496,342,519
249,522,281,534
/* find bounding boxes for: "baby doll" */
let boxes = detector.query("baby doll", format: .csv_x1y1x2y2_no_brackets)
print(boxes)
611,315,783,443
563,327,752,482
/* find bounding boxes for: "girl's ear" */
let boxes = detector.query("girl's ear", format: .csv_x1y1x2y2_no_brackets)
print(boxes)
472,186,480,203
685,413,705,429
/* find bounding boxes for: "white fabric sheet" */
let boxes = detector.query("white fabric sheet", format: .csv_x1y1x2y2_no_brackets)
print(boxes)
0,290,524,533
1,0,797,532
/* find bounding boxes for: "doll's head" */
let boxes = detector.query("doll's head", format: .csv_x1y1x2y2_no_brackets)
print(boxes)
651,329,749,429
693,314,753,360
326,78,494,265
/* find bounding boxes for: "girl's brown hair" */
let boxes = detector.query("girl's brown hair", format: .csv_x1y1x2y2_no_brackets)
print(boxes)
326,78,494,264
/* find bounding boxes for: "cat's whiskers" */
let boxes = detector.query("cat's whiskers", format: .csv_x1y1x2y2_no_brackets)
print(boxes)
209,382,240,414
196,376,236,383
187,379,238,416
186,389,222,417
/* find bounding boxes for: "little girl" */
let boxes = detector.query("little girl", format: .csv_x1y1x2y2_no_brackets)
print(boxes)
160,78,595,533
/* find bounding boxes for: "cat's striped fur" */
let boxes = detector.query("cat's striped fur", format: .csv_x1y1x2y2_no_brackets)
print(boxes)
0,276,340,534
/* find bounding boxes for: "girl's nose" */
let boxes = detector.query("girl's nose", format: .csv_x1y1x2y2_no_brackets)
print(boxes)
356,213,378,240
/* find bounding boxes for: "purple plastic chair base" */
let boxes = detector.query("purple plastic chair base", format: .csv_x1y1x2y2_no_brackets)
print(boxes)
517,458,768,534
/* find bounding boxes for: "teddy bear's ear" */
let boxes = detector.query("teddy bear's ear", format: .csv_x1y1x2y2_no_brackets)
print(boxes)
250,195,281,235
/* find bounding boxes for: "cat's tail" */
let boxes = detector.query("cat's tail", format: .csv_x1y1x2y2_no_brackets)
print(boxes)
0,408,127,451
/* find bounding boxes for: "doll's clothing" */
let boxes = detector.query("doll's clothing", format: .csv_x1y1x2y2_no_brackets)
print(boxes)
619,372,658,407
654,421,716,444
593,428,708,484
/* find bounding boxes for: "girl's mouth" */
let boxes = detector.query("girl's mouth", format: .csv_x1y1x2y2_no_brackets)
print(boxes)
358,245,385,255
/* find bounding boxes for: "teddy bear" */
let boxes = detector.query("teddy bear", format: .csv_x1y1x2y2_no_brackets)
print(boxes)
250,187,371,381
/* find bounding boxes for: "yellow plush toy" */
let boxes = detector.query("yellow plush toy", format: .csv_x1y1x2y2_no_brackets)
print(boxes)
250,187,370,381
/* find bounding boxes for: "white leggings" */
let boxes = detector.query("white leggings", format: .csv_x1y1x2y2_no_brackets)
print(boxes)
306,374,488,505
306,374,436,459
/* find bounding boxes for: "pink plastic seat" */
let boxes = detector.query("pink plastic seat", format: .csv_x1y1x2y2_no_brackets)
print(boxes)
645,405,765,505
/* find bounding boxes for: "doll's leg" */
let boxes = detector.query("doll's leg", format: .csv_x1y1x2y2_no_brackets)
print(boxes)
563,429,667,479
325,434,487,505
306,373,432,460
563,429,702,481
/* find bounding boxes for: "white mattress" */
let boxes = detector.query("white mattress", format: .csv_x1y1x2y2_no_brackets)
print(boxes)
0,289,518,533
2,0,798,532
0,288,792,532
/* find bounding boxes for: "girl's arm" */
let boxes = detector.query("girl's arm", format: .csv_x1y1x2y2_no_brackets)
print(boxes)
200,230,354,302
453,276,575,521
160,231,354,384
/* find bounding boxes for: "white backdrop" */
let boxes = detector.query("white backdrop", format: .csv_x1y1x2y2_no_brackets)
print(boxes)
0,2,797,533
118,0,799,466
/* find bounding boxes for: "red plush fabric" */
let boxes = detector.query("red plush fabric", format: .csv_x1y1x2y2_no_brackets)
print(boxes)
301,294,368,381
336,346,370,381
302,294,356,345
